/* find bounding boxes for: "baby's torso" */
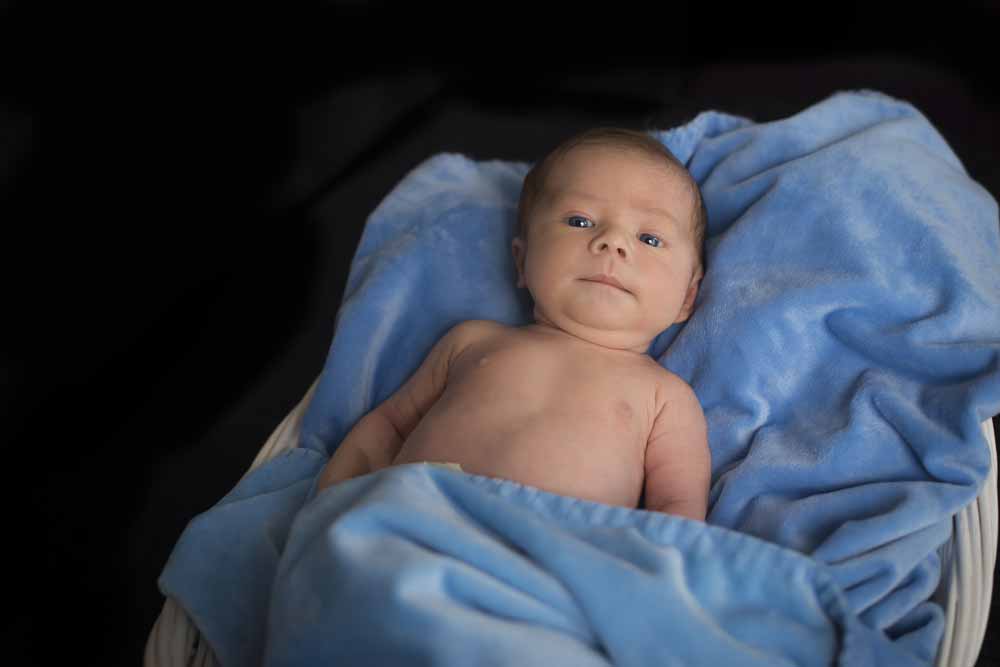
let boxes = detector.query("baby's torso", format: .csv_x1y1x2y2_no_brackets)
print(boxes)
392,324,662,508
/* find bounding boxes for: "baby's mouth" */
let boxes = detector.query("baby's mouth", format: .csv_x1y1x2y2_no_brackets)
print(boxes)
580,274,631,294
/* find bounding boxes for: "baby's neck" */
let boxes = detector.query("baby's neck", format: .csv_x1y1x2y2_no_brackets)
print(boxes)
524,321,651,356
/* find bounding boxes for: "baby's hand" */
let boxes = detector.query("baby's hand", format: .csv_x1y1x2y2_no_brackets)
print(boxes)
315,411,401,490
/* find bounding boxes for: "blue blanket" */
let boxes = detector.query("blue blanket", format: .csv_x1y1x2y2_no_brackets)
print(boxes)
160,90,1000,666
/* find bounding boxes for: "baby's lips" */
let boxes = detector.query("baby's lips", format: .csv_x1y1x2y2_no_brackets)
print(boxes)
581,273,631,293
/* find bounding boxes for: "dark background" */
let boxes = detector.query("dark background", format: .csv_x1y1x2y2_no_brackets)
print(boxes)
5,1,999,665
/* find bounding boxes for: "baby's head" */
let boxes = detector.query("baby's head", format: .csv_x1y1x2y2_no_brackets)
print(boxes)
512,127,707,353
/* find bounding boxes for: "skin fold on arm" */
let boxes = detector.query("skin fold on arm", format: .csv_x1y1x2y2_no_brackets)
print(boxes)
315,322,481,492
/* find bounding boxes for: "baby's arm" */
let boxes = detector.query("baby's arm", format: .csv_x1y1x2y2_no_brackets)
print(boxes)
315,320,485,492
643,375,710,521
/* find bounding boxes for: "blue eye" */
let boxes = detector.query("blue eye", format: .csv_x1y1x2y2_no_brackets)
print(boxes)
566,215,594,228
639,233,663,248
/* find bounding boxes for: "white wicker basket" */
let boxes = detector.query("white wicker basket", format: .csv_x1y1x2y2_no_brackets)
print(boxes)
144,376,998,667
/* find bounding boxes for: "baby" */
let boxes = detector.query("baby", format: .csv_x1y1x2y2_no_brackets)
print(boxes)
316,127,711,520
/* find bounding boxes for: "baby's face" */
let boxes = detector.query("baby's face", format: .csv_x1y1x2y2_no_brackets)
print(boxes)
512,144,702,353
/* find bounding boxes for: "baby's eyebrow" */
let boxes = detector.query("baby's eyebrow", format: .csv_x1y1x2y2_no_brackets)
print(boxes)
551,190,681,226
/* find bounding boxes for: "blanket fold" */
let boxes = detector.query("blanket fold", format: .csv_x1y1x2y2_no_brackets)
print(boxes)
263,464,924,667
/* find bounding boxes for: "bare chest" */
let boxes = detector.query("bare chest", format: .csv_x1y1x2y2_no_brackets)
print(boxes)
449,342,653,437
396,333,660,507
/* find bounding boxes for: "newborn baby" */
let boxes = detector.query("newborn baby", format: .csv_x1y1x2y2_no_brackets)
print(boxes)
316,127,711,520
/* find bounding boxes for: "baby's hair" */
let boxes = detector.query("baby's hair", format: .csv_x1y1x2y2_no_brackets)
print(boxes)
517,127,707,269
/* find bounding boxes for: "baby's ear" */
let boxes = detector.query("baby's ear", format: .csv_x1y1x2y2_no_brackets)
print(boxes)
675,264,704,323
511,237,527,288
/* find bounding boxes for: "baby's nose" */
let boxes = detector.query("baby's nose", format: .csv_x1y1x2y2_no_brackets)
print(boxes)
591,236,628,258
602,242,626,257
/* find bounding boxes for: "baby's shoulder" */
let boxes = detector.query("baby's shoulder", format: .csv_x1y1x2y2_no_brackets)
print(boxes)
449,318,508,340
646,363,699,410
445,319,508,352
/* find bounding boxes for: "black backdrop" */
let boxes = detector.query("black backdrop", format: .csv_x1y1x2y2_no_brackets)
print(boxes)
5,2,999,665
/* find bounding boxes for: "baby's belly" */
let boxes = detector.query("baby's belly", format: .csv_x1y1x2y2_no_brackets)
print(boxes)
392,406,645,509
